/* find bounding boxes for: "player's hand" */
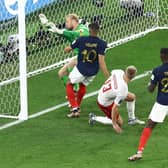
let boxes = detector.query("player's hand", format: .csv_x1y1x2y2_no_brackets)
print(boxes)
47,22,63,34
112,123,122,134
64,46,72,53
39,13,48,26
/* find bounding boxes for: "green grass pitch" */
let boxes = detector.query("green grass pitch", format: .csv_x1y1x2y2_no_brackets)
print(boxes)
0,29,168,167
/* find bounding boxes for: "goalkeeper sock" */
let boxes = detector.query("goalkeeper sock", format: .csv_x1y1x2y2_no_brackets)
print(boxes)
73,83,80,92
67,67,73,73
61,76,68,86
66,83,78,108
137,127,152,153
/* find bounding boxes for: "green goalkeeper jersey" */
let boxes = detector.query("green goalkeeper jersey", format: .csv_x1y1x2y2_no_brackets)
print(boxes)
63,24,89,55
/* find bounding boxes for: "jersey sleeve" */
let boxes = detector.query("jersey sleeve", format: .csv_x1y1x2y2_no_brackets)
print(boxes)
114,95,125,106
114,88,128,106
70,38,80,49
98,41,107,55
63,30,80,42
63,26,88,42
150,68,158,85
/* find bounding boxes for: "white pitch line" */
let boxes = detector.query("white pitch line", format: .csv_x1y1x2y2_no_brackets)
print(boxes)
0,71,151,130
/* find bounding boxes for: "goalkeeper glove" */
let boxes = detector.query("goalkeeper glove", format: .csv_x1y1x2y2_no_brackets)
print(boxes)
39,13,64,34
47,22,64,34
39,13,49,26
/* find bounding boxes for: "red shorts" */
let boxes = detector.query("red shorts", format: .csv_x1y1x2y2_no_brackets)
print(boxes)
97,101,114,119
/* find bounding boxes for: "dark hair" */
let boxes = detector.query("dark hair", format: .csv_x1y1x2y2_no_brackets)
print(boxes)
88,22,100,32
160,48,168,56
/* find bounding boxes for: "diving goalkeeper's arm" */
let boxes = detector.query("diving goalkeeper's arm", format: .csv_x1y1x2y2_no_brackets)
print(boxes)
39,13,89,42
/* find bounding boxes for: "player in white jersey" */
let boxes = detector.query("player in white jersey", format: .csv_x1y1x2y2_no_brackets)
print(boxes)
98,69,128,107
89,66,144,133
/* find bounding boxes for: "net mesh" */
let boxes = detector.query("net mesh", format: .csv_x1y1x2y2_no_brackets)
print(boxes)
26,0,160,74
0,11,19,116
0,0,168,117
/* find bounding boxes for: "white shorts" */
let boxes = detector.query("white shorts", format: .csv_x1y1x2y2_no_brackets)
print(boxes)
148,102,168,123
69,66,95,86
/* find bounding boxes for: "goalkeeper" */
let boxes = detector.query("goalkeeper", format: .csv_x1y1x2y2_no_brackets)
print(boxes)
39,13,89,90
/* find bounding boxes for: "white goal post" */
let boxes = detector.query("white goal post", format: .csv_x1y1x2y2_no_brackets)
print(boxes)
0,0,168,120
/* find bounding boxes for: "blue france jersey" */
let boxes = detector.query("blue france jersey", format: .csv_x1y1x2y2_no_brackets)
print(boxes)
71,36,107,76
151,63,168,105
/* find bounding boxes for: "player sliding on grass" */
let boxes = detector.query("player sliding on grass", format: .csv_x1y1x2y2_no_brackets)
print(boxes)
39,13,89,91
89,66,145,133
64,22,110,118
128,48,168,161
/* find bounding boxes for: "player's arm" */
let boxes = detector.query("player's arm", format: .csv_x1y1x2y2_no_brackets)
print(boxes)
63,27,89,40
148,70,157,93
111,104,122,134
98,55,110,78
64,38,80,53
64,46,73,53
40,19,64,34
112,93,126,133
148,83,157,93
39,14,80,38
63,30,80,39
48,27,81,39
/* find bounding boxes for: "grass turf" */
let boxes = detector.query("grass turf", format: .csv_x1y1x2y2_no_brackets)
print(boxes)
0,29,168,167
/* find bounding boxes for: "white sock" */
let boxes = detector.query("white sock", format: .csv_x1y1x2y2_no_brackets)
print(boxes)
127,100,136,120
94,116,112,125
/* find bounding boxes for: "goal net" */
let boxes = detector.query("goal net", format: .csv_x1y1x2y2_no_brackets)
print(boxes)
0,0,168,120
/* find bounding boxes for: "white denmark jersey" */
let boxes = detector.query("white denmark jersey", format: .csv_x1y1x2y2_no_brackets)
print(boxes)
98,70,128,107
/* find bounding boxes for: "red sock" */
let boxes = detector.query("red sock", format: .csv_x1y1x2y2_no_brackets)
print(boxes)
66,83,78,108
138,127,152,152
77,83,86,106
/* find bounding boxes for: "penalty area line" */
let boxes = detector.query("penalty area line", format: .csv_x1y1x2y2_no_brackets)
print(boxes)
0,70,151,130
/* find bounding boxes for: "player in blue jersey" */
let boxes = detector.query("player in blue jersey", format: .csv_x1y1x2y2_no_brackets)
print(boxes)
64,22,110,118
128,48,168,161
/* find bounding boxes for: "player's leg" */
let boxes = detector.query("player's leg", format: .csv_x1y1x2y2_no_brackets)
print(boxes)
125,92,145,125
66,80,79,114
125,92,136,119
91,116,112,125
66,66,84,118
89,102,113,125
77,83,86,107
128,102,168,161
58,58,77,86
89,102,123,127
128,119,156,161
137,119,157,152
96,113,123,126
77,75,95,107
137,102,168,153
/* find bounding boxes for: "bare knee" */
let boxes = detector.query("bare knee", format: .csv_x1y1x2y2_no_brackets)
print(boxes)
58,69,64,78
58,58,77,78
146,119,157,129
58,64,68,78
125,92,136,102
